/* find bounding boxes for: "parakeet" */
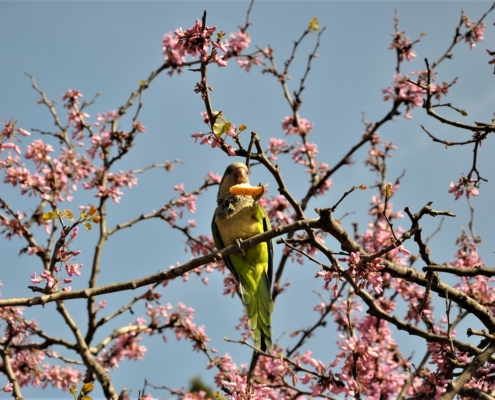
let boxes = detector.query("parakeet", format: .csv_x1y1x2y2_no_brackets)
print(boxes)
211,162,274,351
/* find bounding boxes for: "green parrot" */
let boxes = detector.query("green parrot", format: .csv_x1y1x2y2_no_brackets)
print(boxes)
211,162,274,352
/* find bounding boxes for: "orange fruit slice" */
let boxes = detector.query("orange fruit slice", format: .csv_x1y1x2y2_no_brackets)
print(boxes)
230,183,265,196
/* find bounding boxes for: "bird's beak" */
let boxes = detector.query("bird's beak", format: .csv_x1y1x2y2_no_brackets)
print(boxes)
234,167,247,184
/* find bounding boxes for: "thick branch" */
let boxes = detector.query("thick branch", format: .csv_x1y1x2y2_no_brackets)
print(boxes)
2,219,319,307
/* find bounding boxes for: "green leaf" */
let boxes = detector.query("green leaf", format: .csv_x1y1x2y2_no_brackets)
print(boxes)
64,209,75,222
84,222,92,231
81,382,94,394
308,17,319,32
212,112,231,137
42,211,56,221
212,120,226,137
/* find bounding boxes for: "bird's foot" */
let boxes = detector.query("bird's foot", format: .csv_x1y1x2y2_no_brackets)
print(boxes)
235,238,246,256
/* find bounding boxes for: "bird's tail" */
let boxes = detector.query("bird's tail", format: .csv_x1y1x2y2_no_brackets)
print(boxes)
240,272,273,352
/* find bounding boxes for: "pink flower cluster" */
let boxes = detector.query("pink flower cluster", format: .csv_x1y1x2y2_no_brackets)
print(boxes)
210,349,303,399
1,118,30,155
461,11,486,49
281,116,314,136
87,109,146,162
30,226,83,291
98,327,148,371
1,92,114,206
221,372,276,400
0,210,28,240
224,31,262,72
226,31,250,56
382,74,426,119
292,142,318,166
360,191,411,269
316,197,408,297
61,89,83,108
164,22,262,73
389,30,417,62
174,19,228,67
81,169,138,204
452,233,495,316
266,138,291,161
0,306,83,390
61,89,90,140
365,134,397,171
329,300,410,398
448,175,480,200
143,301,210,354
159,181,207,229
339,252,385,295
313,162,332,196
162,31,187,75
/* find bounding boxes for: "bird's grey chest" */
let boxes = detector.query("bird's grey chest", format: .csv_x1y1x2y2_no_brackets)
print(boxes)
215,199,259,246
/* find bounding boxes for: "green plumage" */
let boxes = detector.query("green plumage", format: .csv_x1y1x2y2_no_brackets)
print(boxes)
212,162,274,351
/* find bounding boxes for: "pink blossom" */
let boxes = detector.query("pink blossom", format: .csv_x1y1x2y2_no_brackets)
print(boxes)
162,31,186,75
206,171,221,184
212,39,228,53
61,89,83,107
463,12,485,49
27,246,39,255
292,142,318,165
337,252,385,294
200,111,210,124
174,19,222,61
281,115,314,135
25,139,54,167
132,121,146,133
0,142,14,150
448,175,480,200
236,55,262,72
226,144,236,156
266,137,290,160
17,128,31,136
210,49,228,67
0,211,26,239
191,132,204,143
389,30,416,62
225,123,236,137
40,270,55,288
382,74,426,119
65,263,83,277
226,31,251,55
174,183,185,192
2,382,13,393
70,226,79,240
94,110,118,128
30,272,42,284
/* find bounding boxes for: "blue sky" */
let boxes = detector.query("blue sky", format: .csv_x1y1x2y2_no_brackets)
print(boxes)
2,1,495,399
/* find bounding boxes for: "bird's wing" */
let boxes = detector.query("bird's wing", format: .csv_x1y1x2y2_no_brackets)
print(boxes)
211,213,240,283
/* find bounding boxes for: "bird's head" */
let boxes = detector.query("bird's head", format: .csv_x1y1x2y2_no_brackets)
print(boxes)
217,162,250,201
